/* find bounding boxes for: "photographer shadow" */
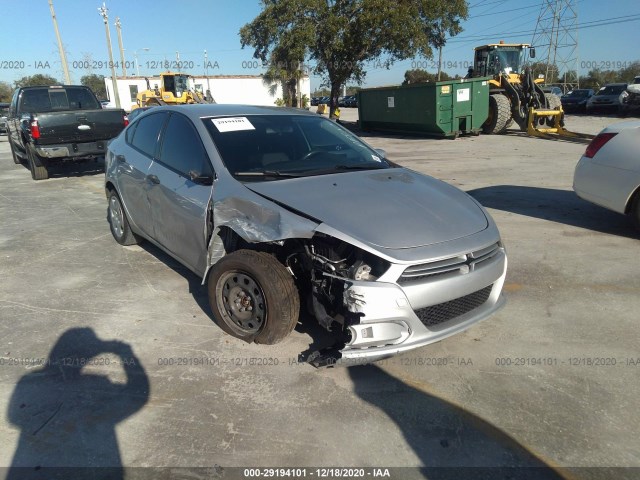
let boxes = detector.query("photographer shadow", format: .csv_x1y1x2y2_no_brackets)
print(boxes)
6,328,149,480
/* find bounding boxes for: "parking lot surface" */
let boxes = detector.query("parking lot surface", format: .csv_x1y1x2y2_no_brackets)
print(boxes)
1,112,638,479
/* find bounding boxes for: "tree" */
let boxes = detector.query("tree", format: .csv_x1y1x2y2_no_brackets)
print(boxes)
14,74,61,88
528,62,560,84
240,0,468,118
81,74,107,100
0,81,13,102
403,69,454,85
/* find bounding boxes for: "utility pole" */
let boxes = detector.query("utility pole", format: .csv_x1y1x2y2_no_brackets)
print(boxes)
531,0,579,92
48,0,71,84
98,3,121,108
114,17,127,76
204,50,212,101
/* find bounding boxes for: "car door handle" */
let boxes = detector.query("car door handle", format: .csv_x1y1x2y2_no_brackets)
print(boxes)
116,154,126,163
146,174,160,185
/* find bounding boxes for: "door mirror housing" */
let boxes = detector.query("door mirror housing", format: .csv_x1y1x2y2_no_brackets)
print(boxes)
530,47,536,59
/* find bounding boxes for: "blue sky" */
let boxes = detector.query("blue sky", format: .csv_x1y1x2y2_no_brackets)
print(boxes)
0,0,638,90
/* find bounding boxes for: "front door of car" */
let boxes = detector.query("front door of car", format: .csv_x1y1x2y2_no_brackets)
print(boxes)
119,111,168,238
146,112,214,274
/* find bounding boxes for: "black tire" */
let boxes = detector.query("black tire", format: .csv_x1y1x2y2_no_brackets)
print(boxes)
107,190,141,246
631,192,640,233
9,137,22,164
482,94,511,134
208,250,299,345
27,144,49,180
544,93,563,126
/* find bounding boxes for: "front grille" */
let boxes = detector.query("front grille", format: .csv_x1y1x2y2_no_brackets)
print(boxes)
398,243,500,284
414,285,493,327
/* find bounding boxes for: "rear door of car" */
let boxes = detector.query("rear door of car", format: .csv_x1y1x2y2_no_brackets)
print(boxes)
145,112,214,274
119,111,169,237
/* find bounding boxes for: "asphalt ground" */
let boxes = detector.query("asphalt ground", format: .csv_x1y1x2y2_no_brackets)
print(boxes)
0,111,638,480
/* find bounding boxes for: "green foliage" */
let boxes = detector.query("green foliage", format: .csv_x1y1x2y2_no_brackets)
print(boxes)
301,94,309,109
578,62,640,90
402,69,455,85
528,62,560,84
0,81,13,102
80,74,107,100
274,98,286,107
240,0,468,118
14,74,61,88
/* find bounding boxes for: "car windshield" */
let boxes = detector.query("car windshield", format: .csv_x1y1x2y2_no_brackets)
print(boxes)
568,90,589,97
204,114,391,180
597,85,625,95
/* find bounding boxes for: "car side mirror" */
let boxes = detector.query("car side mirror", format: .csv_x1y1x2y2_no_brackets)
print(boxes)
189,170,214,185
530,47,536,59
374,148,387,159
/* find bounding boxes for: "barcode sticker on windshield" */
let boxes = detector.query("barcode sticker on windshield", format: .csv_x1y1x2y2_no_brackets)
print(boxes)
212,117,255,132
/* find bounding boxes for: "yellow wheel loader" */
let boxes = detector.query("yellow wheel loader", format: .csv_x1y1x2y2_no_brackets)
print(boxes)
132,72,214,110
469,42,570,137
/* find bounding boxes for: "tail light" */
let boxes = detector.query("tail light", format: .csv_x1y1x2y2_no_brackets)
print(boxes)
123,114,129,127
584,132,617,158
30,120,41,139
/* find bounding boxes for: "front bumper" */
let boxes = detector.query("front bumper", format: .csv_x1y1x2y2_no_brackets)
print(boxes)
334,248,507,365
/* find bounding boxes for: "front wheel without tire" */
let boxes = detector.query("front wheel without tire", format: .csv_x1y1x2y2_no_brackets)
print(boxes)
208,250,300,345
107,190,141,245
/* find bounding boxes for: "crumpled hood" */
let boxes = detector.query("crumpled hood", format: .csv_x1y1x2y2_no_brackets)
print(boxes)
244,169,488,249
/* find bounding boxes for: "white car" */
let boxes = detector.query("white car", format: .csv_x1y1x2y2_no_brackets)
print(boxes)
573,120,640,231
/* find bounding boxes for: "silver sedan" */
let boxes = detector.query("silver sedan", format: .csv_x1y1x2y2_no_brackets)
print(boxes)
574,120,640,232
105,105,507,365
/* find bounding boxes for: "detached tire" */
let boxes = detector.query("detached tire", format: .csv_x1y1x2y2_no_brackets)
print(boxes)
482,94,511,134
208,250,299,345
27,145,48,180
9,138,22,164
544,93,563,127
107,190,141,246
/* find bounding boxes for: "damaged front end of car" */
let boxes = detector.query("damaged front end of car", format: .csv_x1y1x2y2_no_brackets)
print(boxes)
202,185,507,367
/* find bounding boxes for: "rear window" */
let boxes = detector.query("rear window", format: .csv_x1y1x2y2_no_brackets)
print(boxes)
19,87,101,112
130,112,166,157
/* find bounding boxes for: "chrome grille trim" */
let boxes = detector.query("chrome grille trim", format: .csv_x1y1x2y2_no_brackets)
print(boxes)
398,243,500,284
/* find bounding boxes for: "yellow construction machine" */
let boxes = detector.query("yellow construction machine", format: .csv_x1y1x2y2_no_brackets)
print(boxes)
469,42,584,138
132,72,214,110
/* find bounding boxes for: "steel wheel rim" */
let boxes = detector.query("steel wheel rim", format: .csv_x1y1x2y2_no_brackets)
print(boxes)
109,196,124,238
217,271,266,334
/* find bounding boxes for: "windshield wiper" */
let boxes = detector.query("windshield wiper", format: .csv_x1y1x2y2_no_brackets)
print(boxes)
233,170,303,178
333,164,388,171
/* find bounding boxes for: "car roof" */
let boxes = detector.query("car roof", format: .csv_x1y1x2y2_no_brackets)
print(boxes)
158,104,317,120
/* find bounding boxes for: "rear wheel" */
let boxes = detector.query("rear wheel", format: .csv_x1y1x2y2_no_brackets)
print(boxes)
482,94,511,134
9,138,22,164
208,250,299,345
27,145,49,180
107,190,141,245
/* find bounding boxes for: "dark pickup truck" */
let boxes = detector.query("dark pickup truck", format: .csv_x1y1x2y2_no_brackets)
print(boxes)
7,85,128,180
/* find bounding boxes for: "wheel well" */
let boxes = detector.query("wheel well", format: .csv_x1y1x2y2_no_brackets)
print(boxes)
105,181,116,198
625,185,640,214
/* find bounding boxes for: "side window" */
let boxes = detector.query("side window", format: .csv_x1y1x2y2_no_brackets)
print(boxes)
130,112,166,157
159,113,210,177
125,121,138,144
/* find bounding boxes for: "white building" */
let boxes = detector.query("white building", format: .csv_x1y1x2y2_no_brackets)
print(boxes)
103,74,311,112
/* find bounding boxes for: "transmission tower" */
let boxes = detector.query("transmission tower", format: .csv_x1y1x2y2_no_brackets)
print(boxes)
531,0,579,92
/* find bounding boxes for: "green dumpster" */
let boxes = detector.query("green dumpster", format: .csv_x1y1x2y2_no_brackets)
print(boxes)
357,77,491,138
